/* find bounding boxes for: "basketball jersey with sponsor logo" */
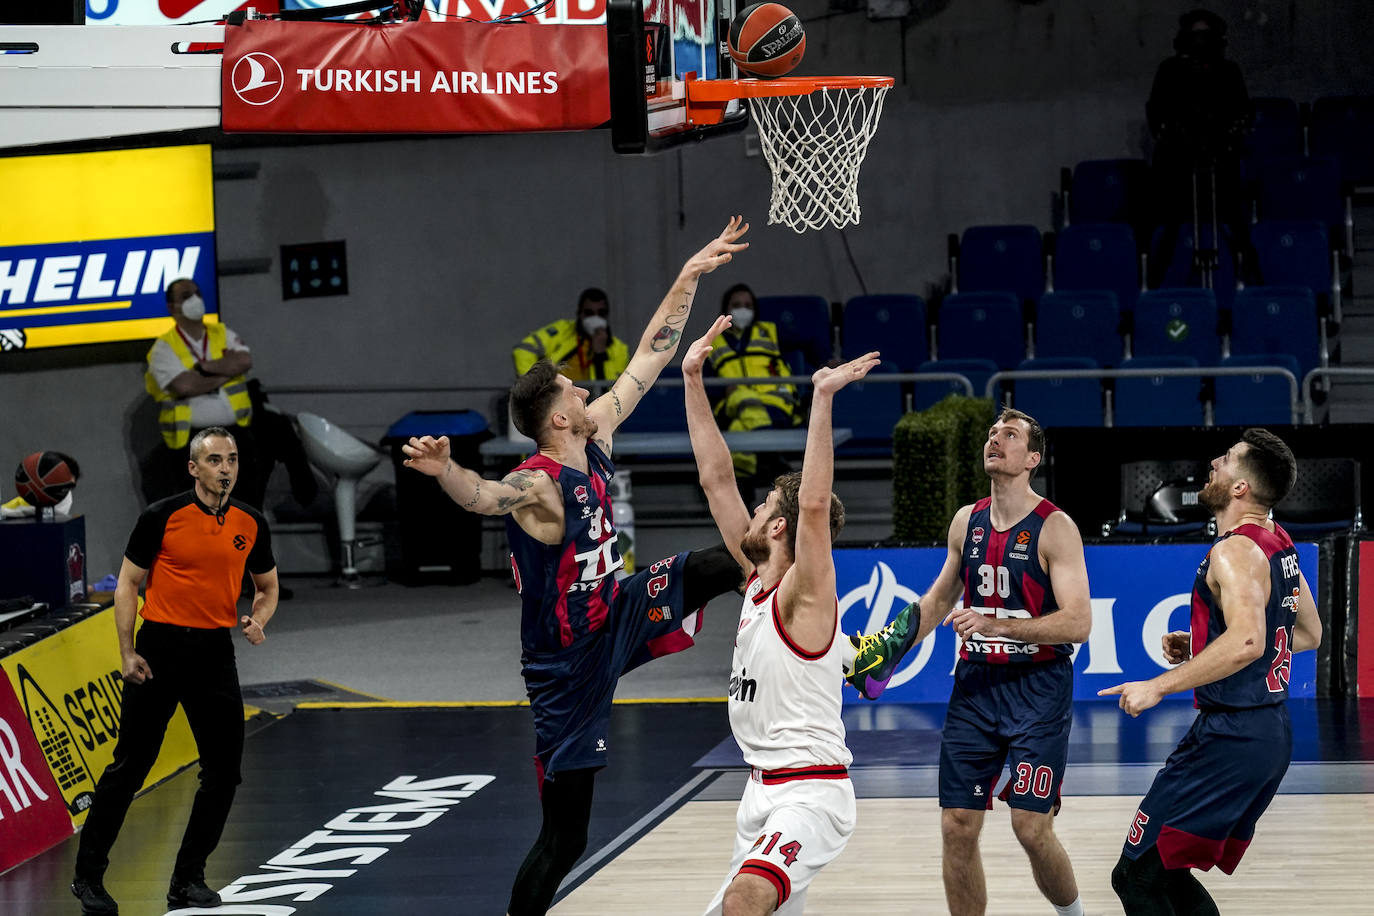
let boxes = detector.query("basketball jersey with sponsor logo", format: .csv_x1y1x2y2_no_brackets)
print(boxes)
958,496,1070,665
1192,523,1302,709
727,572,852,771
507,442,623,655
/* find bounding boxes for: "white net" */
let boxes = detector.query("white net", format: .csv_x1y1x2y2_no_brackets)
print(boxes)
748,82,892,232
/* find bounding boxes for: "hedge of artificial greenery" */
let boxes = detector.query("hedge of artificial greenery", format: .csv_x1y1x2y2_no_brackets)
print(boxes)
892,394,997,541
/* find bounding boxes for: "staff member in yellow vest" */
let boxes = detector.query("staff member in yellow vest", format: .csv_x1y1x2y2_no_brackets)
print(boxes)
145,278,262,509
706,284,802,497
512,287,630,382
71,427,279,916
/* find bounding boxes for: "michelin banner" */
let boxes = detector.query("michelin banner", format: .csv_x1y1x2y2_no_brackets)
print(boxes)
836,543,1319,704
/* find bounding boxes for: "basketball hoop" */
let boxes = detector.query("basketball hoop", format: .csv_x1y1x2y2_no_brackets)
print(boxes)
687,76,894,232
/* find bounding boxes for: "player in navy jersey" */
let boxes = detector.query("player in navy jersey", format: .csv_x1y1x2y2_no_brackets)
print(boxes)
401,218,749,916
1101,429,1321,915
845,408,1092,916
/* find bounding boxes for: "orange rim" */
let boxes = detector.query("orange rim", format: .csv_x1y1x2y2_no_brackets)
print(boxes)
685,75,895,103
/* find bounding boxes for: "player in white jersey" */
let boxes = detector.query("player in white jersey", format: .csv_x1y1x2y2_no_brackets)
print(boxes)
684,312,881,915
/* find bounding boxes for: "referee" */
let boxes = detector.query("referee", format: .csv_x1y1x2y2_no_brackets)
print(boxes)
72,427,279,915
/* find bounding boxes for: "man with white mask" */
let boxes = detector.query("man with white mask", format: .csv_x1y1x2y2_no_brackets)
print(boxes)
144,278,262,508
513,287,631,382
705,283,801,499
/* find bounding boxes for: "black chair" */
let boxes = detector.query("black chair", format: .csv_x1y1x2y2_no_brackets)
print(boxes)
1274,457,1362,538
1109,459,1213,538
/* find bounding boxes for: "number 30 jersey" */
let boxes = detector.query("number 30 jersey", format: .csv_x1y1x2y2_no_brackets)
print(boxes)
507,442,624,655
958,496,1070,665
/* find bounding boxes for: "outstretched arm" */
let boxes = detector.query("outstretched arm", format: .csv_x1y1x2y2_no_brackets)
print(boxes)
587,217,750,437
777,352,881,653
401,435,557,518
683,314,753,574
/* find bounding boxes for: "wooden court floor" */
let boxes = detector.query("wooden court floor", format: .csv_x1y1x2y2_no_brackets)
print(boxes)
554,793,1374,915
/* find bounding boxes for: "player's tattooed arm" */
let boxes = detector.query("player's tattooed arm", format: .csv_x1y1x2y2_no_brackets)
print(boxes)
493,469,542,513
610,388,624,417
623,369,647,394
649,325,683,352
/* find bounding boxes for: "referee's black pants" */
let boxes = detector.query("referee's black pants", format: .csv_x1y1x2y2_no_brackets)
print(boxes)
75,621,245,882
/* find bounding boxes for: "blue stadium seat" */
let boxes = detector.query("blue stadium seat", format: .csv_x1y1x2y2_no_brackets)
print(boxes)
1133,289,1221,365
1068,159,1151,229
1257,155,1345,234
1114,355,1205,427
1036,291,1122,367
1309,96,1374,187
1213,353,1300,427
1250,220,1332,308
914,358,1000,410
833,362,904,453
1149,224,1237,312
937,292,1025,369
1010,357,1102,428
842,294,927,368
756,295,833,372
1052,222,1140,315
1229,286,1321,381
616,365,687,434
956,225,1045,304
1242,97,1304,182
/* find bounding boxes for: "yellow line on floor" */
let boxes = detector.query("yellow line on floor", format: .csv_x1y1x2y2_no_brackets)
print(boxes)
310,676,392,701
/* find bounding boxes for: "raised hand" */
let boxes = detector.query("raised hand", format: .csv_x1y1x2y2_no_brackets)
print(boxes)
681,216,750,280
683,314,733,378
812,351,881,397
1161,630,1192,665
401,435,451,478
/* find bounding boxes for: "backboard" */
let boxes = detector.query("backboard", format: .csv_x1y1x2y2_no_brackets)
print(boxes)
607,0,749,153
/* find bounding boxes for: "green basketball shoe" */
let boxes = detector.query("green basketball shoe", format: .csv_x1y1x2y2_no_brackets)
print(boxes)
842,600,921,700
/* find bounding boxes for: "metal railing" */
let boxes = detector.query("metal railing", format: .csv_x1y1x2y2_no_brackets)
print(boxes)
1301,366,1374,423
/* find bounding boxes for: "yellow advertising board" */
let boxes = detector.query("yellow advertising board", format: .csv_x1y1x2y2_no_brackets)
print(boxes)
1,607,199,824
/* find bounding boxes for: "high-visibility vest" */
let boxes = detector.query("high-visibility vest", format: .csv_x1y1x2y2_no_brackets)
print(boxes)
512,318,630,381
145,323,253,449
707,321,799,419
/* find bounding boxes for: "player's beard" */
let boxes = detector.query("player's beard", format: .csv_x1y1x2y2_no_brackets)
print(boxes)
571,414,599,440
740,528,772,565
1198,474,1230,514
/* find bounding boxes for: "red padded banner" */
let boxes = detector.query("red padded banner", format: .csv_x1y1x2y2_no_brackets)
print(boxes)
222,20,610,134
0,667,74,873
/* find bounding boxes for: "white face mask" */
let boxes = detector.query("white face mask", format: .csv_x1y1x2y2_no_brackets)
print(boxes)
729,306,755,330
580,314,609,335
180,294,206,321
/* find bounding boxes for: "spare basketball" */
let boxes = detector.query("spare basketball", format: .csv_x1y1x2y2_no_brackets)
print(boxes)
15,451,79,507
728,3,806,79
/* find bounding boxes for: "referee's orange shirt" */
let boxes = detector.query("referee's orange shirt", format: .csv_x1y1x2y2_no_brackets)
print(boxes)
126,491,275,629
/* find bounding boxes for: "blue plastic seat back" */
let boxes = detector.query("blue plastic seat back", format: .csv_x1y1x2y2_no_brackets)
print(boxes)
1115,355,1205,427
1250,219,1331,298
756,295,833,373
832,361,905,447
1069,159,1151,227
1214,353,1300,427
1053,222,1140,314
843,295,927,370
1229,286,1320,381
1257,155,1345,229
1244,97,1304,162
937,292,1025,369
959,225,1044,303
616,365,688,434
1133,288,1221,365
1011,357,1103,428
1309,96,1374,186
1035,291,1122,367
915,358,1000,410
1149,224,1236,312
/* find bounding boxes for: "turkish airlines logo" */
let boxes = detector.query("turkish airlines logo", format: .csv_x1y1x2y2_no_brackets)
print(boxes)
231,52,284,106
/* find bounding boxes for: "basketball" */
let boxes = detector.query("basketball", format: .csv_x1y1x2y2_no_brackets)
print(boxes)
15,451,79,507
728,3,806,79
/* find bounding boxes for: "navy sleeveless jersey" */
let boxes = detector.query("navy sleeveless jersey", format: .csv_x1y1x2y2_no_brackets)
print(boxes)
958,497,1070,664
1191,523,1302,709
506,442,624,655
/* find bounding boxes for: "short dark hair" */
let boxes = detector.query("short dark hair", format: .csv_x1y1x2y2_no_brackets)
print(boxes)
1238,428,1297,508
189,426,236,461
720,282,756,315
577,288,608,312
165,277,195,304
770,471,845,557
509,360,563,443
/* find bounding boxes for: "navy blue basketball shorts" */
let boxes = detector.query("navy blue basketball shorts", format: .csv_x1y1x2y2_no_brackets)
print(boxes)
522,551,704,786
1121,704,1291,874
938,657,1073,814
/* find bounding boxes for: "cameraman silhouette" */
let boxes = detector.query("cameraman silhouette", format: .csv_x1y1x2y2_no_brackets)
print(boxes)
1146,9,1253,288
